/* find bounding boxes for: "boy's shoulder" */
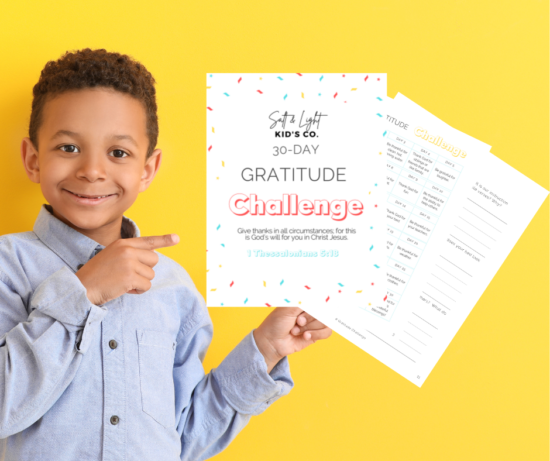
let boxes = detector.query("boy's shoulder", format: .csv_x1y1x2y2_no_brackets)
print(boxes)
0,231,41,265
153,252,209,333
0,231,42,289
0,230,40,246
154,251,193,283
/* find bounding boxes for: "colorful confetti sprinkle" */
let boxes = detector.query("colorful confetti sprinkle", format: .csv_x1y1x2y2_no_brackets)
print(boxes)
369,245,373,251
364,75,369,81
383,295,388,302
280,280,284,285
374,264,380,268
244,298,248,304
263,281,266,287
296,73,303,76
207,107,213,111
284,299,290,303
277,76,283,80
383,131,387,136
223,93,230,97
208,145,212,151
351,88,357,91
283,94,287,100
319,75,324,81
216,224,221,230
356,290,363,293
326,296,330,302
333,92,338,98
266,303,271,307
376,113,382,117
257,90,263,94
238,77,242,83
305,285,311,290
377,97,382,101
230,281,234,287
338,283,344,287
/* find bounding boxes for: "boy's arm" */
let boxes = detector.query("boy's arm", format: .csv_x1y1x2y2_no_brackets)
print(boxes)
0,267,106,438
174,292,293,461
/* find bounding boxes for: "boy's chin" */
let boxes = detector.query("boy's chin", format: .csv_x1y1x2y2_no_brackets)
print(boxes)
50,205,124,232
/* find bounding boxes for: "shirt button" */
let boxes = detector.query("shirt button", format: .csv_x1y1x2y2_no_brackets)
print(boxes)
110,415,120,425
77,264,84,270
109,340,118,350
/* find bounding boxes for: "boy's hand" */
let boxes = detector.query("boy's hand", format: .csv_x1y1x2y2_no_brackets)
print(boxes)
253,307,332,373
76,234,179,306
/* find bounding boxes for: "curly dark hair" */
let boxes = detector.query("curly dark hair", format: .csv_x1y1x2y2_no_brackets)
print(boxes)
29,48,158,159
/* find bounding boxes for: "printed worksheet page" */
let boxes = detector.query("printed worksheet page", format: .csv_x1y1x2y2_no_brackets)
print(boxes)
206,73,388,342
366,93,548,386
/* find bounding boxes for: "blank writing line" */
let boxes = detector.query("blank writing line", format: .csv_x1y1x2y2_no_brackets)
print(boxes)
439,256,473,277
454,226,492,249
366,330,416,363
449,234,485,258
399,340,421,354
412,312,438,330
462,207,502,232
426,282,457,302
408,321,433,338
404,330,427,346
422,291,451,310
458,216,497,241
431,273,462,294
435,264,467,285
466,198,508,225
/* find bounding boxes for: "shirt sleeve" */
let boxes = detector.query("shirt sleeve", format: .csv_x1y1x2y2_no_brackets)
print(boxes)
0,266,107,438
174,292,294,461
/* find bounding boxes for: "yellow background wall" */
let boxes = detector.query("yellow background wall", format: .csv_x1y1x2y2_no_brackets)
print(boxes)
0,1,548,460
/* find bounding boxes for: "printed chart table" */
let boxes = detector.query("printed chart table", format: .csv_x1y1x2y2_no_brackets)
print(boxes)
384,130,464,319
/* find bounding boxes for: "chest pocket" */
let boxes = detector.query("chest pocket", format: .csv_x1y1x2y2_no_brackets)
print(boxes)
137,330,177,428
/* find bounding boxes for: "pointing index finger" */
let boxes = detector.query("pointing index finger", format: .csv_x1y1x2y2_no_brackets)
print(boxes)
128,234,180,250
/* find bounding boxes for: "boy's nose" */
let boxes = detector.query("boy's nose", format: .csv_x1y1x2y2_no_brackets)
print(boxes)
75,154,107,182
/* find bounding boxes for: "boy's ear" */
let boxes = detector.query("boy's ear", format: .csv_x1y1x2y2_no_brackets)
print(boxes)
139,148,162,192
21,137,41,183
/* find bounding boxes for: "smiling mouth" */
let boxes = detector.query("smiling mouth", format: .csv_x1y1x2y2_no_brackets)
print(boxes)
65,189,117,199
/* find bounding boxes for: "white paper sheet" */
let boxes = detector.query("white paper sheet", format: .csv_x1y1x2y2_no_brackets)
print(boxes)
369,93,548,386
206,74,388,326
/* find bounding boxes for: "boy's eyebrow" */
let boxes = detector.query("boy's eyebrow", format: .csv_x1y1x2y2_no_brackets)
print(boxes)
111,134,138,147
50,129,80,141
50,130,138,147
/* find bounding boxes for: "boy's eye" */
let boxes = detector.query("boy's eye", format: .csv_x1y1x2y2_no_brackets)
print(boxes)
110,149,129,158
60,145,79,153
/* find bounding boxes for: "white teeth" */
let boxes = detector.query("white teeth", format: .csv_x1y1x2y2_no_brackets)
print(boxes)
74,193,110,199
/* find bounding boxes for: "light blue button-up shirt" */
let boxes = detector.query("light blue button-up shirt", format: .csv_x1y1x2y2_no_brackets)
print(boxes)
0,204,293,461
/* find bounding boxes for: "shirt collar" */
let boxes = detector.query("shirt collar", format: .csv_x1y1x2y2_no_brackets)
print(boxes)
33,204,141,273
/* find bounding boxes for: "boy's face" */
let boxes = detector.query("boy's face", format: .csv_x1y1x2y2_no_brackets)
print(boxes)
21,88,161,242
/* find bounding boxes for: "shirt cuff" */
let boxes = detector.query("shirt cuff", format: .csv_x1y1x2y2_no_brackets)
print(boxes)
212,328,294,416
30,266,107,354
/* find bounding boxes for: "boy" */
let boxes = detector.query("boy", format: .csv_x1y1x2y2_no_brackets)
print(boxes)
0,48,332,460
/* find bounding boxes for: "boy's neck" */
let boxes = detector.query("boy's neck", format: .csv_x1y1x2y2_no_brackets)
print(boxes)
49,206,123,247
